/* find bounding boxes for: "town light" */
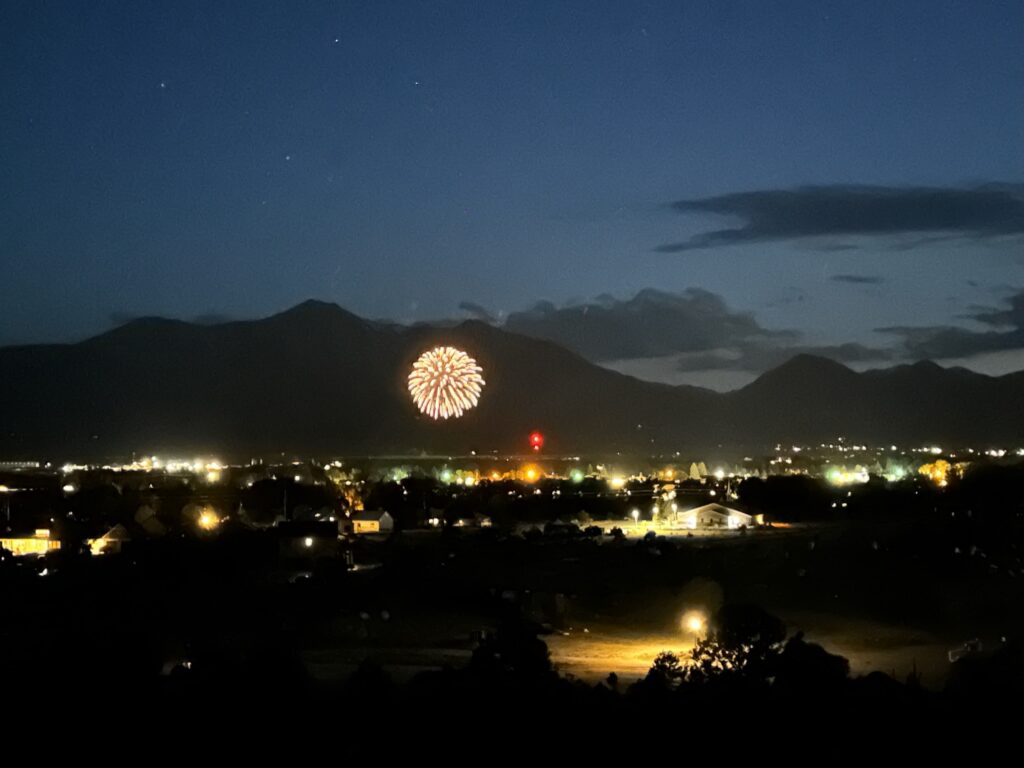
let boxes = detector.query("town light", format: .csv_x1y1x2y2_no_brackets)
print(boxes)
303,537,313,548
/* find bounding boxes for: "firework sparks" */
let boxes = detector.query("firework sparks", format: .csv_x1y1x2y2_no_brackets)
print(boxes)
408,346,485,420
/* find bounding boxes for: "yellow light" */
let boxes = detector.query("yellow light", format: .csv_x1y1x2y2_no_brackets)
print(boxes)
682,611,706,635
918,459,951,486
205,469,221,483
609,476,626,489
525,467,538,482
303,537,314,548
198,510,219,530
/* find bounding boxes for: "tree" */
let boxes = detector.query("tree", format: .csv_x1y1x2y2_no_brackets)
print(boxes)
469,617,554,681
686,604,786,685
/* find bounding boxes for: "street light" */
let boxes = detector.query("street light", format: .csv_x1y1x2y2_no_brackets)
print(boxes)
682,611,706,636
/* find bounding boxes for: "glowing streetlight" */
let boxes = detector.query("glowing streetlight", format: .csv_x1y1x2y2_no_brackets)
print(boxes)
631,508,640,524
682,611,706,636
198,510,220,531
303,537,314,548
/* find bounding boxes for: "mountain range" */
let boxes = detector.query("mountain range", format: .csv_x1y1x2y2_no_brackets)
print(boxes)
1,300,1022,459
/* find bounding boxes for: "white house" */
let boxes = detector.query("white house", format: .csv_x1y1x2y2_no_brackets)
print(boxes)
675,503,753,530
351,509,394,535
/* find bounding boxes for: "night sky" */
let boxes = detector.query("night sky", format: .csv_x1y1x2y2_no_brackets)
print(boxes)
3,1,1023,388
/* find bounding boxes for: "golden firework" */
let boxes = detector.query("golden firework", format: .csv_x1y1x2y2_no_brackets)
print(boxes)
408,346,485,420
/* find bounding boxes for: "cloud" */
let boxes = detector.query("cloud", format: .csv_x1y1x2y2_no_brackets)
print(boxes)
504,288,794,361
655,183,1024,252
831,274,884,285
878,289,1024,359
457,301,497,324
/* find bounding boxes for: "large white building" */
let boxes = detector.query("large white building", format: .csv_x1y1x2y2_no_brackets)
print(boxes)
675,503,754,530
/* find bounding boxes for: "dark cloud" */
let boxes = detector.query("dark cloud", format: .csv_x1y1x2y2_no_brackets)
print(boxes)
656,183,1024,252
831,274,885,285
878,289,1024,358
504,288,794,361
764,287,807,308
457,301,497,324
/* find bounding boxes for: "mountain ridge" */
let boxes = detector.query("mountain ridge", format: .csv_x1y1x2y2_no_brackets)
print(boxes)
1,301,1022,458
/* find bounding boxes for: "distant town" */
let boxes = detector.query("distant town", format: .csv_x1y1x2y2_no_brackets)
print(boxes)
4,439,1022,554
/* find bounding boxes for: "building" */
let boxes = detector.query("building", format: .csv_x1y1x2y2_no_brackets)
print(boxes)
88,524,131,555
350,509,394,535
675,503,754,530
0,529,60,556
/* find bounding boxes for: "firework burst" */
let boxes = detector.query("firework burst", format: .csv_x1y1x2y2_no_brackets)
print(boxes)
408,346,485,420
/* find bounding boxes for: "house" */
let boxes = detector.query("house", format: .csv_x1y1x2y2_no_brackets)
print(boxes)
0,529,60,556
88,524,131,555
350,509,394,534
675,503,754,530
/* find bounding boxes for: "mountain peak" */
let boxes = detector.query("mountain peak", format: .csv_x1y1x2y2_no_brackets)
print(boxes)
269,299,371,328
276,299,345,317
773,353,855,376
739,354,858,397
86,315,195,346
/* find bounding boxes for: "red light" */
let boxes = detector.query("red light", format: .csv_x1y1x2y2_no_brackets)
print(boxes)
529,431,544,451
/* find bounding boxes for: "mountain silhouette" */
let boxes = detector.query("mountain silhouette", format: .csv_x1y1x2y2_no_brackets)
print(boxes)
1,302,1021,459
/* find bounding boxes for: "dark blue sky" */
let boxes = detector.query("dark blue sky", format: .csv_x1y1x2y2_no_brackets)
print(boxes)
2,1,1023,386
